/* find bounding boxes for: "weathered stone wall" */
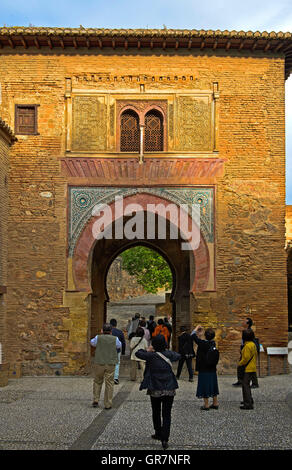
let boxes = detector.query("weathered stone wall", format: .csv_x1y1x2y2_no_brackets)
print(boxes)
107,257,147,301
0,47,288,376
0,120,15,385
286,206,292,330
286,206,292,243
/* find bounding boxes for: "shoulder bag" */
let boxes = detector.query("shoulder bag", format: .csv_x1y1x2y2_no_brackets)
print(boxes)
238,352,255,381
156,352,173,370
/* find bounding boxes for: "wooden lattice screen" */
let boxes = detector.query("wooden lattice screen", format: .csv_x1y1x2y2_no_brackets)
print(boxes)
120,110,140,152
144,110,163,152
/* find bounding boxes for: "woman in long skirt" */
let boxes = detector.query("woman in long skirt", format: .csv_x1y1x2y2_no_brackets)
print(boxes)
191,325,219,410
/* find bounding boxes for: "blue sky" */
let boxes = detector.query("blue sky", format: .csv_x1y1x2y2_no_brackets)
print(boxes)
1,0,292,202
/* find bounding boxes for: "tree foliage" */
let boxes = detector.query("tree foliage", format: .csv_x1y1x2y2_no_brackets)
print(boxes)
120,246,172,294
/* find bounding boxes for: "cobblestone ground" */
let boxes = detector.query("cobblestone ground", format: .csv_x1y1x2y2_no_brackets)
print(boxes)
0,373,291,451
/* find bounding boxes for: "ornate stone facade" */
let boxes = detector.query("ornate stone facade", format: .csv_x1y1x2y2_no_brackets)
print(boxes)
0,27,291,378
72,96,107,152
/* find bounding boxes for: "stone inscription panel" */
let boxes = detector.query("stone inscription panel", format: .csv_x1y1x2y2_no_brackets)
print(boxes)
177,95,212,151
72,95,107,152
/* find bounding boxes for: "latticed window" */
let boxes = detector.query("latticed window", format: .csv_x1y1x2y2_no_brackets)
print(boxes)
144,110,163,152
120,110,140,152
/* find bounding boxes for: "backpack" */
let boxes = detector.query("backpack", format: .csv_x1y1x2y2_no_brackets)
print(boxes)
206,342,220,367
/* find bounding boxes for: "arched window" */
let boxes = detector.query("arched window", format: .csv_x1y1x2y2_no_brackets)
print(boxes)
120,110,140,152
144,109,164,152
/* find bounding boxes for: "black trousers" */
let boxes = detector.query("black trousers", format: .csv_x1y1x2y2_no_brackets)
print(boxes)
150,395,174,442
237,366,258,386
176,356,193,379
242,372,255,408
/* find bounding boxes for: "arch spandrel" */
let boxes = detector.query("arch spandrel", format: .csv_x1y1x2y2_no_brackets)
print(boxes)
71,191,211,294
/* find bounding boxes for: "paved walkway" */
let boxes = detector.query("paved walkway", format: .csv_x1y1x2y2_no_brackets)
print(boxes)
0,372,291,451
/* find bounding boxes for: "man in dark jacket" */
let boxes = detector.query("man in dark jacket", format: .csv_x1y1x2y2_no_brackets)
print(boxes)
164,317,172,348
176,326,195,382
147,315,156,338
110,318,126,385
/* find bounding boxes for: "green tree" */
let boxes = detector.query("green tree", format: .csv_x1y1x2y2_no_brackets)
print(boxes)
120,246,172,294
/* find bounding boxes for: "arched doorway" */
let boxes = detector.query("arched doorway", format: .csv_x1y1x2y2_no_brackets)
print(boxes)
89,228,191,352
105,244,174,324
70,191,210,368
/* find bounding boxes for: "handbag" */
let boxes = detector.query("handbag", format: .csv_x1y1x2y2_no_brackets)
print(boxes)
130,337,143,354
238,353,255,380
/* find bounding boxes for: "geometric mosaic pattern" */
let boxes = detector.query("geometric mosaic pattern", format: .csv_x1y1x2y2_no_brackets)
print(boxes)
68,186,214,256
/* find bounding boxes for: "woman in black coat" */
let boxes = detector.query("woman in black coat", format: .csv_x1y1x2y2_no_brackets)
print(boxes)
191,325,219,410
135,334,181,449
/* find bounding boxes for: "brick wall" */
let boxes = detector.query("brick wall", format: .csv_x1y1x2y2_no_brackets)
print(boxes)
0,48,288,376
0,120,15,385
287,206,292,330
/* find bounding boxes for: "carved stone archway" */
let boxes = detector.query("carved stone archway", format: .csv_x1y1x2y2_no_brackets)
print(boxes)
72,192,210,294
69,191,211,359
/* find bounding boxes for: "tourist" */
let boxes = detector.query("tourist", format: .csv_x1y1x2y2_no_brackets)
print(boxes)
126,319,132,336
109,318,126,385
147,315,157,338
191,325,219,410
176,325,195,382
233,317,259,388
135,334,181,450
164,317,172,348
139,319,151,346
129,326,148,381
152,319,170,347
238,328,258,410
128,313,140,338
90,323,121,409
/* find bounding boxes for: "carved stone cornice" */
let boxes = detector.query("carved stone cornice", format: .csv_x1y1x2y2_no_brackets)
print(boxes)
1,27,291,78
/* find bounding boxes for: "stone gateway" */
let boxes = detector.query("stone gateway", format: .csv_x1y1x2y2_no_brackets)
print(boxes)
0,27,291,382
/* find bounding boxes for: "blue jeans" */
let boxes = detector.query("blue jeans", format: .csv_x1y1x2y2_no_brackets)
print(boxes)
114,352,121,380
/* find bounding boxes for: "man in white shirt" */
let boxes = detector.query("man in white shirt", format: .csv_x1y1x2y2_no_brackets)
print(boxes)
90,323,122,409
